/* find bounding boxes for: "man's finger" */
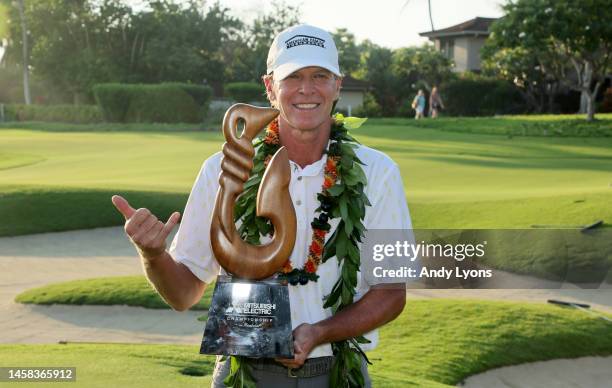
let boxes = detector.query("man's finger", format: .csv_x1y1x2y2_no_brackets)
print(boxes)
111,195,136,220
160,212,181,238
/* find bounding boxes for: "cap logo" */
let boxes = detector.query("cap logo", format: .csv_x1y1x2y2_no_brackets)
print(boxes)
285,35,325,49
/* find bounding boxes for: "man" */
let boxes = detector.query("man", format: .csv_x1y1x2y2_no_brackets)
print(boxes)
112,24,412,387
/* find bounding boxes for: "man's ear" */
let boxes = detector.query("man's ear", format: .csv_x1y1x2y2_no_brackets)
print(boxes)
334,77,343,100
263,76,277,105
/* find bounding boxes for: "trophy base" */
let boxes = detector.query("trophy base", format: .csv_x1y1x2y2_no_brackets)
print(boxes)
200,275,294,358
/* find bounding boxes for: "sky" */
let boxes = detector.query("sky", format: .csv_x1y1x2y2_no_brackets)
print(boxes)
217,0,506,48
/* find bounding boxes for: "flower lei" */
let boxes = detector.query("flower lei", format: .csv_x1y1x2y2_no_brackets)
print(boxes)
225,113,372,388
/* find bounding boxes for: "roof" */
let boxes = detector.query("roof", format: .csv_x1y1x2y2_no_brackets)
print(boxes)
419,17,498,39
341,75,369,92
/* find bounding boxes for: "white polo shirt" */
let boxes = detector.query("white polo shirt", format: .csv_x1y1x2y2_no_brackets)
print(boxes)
169,144,412,358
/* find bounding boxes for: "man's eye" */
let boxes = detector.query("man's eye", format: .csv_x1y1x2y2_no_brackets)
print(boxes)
288,74,300,79
314,73,329,79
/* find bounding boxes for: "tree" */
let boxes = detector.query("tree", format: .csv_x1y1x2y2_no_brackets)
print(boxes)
6,0,120,103
127,1,237,86
332,28,360,75
222,1,300,83
488,0,612,121
4,0,240,102
15,0,31,104
355,41,397,116
482,46,559,113
392,44,453,92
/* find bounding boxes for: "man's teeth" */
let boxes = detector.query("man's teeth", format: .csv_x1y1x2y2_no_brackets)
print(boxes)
295,103,318,109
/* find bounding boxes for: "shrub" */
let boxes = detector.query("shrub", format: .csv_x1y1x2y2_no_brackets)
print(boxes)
165,82,213,106
3,104,103,123
396,99,416,118
93,83,212,123
124,85,200,123
441,76,526,116
92,84,135,122
225,82,266,103
353,92,383,117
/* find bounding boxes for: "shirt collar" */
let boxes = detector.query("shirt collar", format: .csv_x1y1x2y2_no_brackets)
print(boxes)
288,140,331,176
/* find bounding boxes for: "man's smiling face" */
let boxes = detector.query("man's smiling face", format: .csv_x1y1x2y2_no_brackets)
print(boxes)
265,66,342,133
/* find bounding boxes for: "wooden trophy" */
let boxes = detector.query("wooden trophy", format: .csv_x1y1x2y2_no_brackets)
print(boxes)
200,104,297,358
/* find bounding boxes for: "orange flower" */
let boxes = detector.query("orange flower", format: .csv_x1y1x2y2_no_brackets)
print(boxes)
314,229,326,240
325,158,337,174
305,260,316,273
263,119,280,145
323,176,334,189
268,118,279,133
282,260,293,273
309,241,323,255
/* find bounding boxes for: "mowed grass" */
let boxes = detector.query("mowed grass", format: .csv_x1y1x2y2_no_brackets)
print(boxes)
1,115,611,237
15,276,214,311
0,300,611,387
403,113,612,137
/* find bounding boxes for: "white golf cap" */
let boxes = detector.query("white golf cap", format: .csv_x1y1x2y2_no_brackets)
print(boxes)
266,24,341,80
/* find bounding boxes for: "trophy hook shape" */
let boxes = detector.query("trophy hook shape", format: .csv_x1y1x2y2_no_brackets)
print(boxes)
210,104,297,280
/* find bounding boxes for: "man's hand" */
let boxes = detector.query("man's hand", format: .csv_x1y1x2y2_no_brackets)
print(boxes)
275,323,320,369
111,195,180,261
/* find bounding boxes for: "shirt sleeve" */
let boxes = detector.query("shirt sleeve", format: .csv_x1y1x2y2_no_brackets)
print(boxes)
361,162,416,286
168,153,222,284
364,163,412,230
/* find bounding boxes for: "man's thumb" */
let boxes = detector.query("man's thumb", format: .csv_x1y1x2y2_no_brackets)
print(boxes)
111,195,135,220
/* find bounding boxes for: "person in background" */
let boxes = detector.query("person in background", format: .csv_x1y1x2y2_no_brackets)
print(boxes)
412,89,426,119
429,86,444,118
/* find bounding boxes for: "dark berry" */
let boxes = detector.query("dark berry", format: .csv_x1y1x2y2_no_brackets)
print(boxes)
319,213,329,223
299,274,309,285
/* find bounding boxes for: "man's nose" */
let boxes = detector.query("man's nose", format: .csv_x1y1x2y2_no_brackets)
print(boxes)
297,77,316,93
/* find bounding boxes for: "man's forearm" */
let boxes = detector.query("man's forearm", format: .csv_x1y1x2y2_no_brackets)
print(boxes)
312,285,406,346
140,250,206,312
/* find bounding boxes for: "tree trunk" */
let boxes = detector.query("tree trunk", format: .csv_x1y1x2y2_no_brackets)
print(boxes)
17,0,31,105
578,61,594,117
427,0,434,31
579,91,589,114
586,93,596,121
547,82,558,113
586,81,603,122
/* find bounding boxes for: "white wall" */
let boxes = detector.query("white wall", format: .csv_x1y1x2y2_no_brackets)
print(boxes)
337,91,364,115
452,37,469,72
467,37,487,71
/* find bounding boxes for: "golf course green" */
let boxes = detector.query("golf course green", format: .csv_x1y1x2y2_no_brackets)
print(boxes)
1,115,611,237
2,114,612,386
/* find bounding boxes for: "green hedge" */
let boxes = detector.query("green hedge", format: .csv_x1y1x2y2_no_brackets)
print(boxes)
2,104,103,123
93,83,212,123
353,92,383,117
441,77,527,116
225,82,265,103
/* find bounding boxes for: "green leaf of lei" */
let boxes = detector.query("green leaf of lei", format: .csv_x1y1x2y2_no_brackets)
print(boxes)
230,115,371,388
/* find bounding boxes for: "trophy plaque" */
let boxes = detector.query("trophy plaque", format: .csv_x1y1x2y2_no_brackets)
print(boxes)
200,104,297,358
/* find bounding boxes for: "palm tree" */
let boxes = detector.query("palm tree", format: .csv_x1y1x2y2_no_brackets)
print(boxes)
16,0,31,105
401,0,435,31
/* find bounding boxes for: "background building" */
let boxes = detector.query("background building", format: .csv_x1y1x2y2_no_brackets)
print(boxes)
420,17,498,73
